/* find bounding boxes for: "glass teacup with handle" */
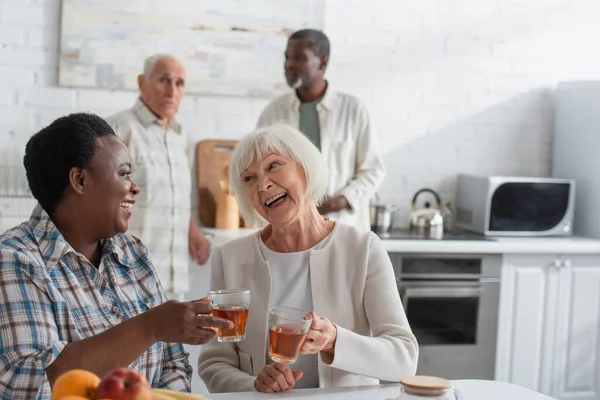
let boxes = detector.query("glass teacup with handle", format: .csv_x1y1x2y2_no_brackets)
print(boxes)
268,306,313,364
208,289,250,342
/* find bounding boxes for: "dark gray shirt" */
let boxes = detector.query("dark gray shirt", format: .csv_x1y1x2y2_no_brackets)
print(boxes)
298,93,324,150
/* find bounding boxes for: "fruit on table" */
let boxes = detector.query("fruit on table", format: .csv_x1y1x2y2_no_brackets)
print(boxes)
151,391,175,400
59,397,112,400
95,368,152,400
151,391,181,400
59,397,96,400
50,367,203,400
151,389,207,400
51,369,101,400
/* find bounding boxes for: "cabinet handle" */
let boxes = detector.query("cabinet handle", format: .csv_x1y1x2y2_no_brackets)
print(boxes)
563,259,571,268
552,259,562,269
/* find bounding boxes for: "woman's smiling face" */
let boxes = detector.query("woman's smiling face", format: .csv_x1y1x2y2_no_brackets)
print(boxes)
241,152,309,226
83,135,139,237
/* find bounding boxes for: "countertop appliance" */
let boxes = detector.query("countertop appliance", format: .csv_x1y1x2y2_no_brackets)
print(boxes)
409,188,445,238
390,253,502,380
370,194,396,234
455,174,575,237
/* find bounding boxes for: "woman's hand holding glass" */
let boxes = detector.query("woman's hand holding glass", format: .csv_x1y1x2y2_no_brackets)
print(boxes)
146,299,233,345
208,289,251,342
300,310,337,355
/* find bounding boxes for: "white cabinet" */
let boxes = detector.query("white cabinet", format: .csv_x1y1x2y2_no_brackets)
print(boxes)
552,256,600,400
496,254,600,400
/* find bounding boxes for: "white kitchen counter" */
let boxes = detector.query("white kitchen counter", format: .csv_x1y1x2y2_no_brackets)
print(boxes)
203,380,556,399
380,235,600,254
203,228,600,255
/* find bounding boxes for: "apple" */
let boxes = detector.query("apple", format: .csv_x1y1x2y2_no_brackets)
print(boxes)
95,368,152,400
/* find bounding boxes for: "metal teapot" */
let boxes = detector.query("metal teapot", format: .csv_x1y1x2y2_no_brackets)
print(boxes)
439,202,454,232
411,188,454,231
396,376,462,400
409,188,444,238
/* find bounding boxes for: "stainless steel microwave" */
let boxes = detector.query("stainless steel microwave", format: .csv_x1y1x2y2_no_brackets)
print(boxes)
455,174,575,236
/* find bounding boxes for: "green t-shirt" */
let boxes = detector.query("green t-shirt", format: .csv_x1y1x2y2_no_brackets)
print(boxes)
298,93,324,151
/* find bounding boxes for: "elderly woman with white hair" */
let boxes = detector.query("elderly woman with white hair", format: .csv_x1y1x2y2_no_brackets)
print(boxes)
198,124,418,393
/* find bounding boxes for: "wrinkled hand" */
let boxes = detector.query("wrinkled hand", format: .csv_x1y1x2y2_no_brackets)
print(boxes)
189,220,211,265
254,363,304,393
147,299,232,345
317,195,349,215
300,311,337,355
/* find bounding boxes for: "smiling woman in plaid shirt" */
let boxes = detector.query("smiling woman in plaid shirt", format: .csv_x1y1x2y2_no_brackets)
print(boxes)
0,113,232,399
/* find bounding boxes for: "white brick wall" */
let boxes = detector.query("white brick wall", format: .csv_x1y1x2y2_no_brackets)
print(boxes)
1,0,600,227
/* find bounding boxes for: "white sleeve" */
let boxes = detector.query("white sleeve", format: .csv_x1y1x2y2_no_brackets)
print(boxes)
320,234,419,381
338,104,386,211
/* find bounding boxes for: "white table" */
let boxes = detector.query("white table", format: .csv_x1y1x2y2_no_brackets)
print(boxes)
203,380,556,399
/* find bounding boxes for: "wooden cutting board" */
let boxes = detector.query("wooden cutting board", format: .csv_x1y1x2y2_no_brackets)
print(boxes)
197,139,242,228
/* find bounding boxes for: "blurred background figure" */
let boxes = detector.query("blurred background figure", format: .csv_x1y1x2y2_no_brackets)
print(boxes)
106,54,211,300
257,29,385,232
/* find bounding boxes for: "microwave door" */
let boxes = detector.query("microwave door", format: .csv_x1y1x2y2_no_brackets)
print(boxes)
489,182,573,234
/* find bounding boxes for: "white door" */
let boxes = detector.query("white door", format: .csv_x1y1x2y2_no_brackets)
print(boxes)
495,254,562,396
551,255,600,400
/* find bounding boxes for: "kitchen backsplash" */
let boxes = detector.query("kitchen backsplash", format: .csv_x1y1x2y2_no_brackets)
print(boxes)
1,0,600,227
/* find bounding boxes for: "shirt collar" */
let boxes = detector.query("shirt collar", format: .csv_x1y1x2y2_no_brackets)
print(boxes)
28,204,135,272
133,98,182,133
101,236,136,269
290,81,335,111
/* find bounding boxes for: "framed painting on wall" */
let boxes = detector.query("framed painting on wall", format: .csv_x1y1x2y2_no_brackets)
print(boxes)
58,0,325,97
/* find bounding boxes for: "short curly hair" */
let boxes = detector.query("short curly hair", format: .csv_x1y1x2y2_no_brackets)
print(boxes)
23,113,116,216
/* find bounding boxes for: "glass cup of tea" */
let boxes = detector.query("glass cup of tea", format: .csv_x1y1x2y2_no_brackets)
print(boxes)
208,289,251,342
268,306,313,364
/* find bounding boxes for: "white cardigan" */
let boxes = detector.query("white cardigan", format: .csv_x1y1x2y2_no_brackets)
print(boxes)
198,223,418,393
256,88,386,232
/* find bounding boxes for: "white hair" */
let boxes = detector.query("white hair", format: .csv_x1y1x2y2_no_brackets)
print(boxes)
143,54,181,78
229,123,329,228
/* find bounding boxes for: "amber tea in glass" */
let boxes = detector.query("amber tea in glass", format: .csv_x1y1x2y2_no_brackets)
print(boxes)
268,306,312,364
208,289,250,342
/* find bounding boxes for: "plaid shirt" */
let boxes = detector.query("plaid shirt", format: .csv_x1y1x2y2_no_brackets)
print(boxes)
0,204,192,399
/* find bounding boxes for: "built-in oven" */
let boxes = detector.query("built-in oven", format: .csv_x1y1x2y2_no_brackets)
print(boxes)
391,253,502,380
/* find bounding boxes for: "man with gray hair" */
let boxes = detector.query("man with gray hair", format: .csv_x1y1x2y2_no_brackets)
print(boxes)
257,29,385,232
106,54,211,300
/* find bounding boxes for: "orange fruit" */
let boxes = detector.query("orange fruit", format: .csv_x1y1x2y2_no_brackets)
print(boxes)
51,369,101,400
59,397,90,400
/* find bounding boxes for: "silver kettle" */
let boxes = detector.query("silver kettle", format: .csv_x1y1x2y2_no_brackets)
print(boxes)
370,194,396,233
409,189,444,238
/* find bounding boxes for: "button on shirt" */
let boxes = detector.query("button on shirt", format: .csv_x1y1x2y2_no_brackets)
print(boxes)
0,204,191,399
106,100,195,294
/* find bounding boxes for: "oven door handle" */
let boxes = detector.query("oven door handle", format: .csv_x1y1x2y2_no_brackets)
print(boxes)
399,285,483,308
